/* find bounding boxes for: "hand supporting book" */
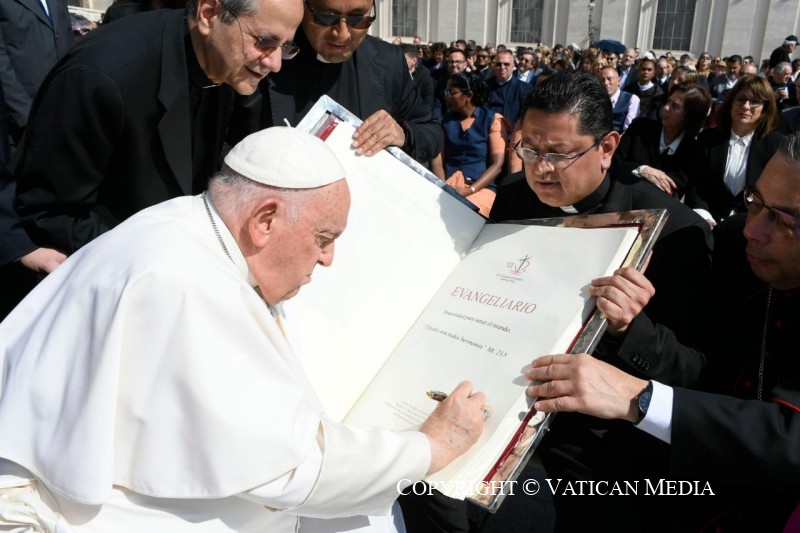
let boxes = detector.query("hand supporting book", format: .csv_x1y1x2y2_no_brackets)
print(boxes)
420,381,488,475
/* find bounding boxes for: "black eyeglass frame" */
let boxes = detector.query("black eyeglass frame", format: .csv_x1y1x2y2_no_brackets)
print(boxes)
514,133,610,169
304,0,376,30
743,187,800,235
733,96,768,108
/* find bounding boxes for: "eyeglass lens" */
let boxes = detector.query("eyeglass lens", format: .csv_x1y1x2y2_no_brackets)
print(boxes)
306,0,376,29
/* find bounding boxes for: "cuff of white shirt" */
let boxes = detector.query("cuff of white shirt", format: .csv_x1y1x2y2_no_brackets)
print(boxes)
693,208,714,222
634,380,673,444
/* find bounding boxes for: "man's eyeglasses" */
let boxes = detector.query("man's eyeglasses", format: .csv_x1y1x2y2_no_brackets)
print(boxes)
476,54,489,59
493,62,512,67
447,59,465,65
733,96,767,108
304,0,376,30
514,134,609,169
744,187,800,235
236,17,300,59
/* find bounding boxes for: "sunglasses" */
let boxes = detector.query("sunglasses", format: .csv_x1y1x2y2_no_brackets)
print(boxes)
236,17,300,59
700,55,711,60
304,0,376,30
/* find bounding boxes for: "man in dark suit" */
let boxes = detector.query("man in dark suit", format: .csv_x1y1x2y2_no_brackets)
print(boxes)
402,43,434,114
527,134,800,531
0,0,72,149
3,0,303,311
627,58,664,119
490,72,712,531
769,35,797,69
485,50,532,127
618,48,637,90
233,0,441,164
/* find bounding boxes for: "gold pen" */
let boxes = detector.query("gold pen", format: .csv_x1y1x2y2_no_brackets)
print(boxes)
426,390,448,402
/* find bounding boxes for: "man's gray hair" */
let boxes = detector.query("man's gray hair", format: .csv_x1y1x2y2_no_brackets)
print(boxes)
208,165,315,223
779,133,800,167
775,61,793,74
186,0,260,22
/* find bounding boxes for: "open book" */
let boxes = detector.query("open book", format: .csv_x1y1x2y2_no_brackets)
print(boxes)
287,97,665,510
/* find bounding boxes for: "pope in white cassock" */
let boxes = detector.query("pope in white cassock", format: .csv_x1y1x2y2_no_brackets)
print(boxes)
0,128,487,532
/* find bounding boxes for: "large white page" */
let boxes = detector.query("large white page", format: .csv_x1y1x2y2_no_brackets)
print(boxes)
343,223,638,493
288,122,486,420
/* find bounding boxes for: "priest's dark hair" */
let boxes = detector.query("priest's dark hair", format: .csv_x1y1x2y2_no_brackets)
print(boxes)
521,71,612,142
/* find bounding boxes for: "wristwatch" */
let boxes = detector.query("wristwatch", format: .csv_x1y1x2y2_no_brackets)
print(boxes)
633,380,653,425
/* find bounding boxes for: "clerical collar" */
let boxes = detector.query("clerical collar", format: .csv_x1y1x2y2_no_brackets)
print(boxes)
185,20,218,90
316,53,332,63
559,175,611,214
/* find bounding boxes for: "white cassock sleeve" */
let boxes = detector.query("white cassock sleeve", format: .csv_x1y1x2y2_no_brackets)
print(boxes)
240,417,430,517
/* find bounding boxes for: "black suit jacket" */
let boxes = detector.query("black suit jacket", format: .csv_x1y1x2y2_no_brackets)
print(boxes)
778,106,800,134
12,10,234,254
411,65,435,115
669,214,800,530
689,127,783,221
238,30,441,164
486,76,532,126
614,117,704,198
0,0,72,135
629,83,664,120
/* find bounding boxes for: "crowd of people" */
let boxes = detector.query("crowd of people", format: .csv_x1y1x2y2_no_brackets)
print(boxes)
0,0,799,531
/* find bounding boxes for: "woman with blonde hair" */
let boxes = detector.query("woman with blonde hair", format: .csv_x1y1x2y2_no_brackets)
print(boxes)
695,51,713,79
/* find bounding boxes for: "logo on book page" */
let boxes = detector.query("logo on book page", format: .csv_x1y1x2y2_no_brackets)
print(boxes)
506,254,532,275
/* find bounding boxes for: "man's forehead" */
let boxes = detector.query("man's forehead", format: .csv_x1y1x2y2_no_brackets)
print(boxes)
759,155,800,212
307,0,372,12
522,111,585,147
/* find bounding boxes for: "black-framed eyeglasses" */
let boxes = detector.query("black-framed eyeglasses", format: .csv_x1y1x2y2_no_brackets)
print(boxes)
304,0,376,30
744,187,800,235
493,62,512,67
236,16,300,59
733,96,767,108
447,59,465,65
514,133,609,169
700,55,712,60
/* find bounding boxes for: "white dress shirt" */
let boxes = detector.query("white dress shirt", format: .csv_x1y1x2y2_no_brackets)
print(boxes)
723,130,754,197
610,89,641,132
634,381,674,444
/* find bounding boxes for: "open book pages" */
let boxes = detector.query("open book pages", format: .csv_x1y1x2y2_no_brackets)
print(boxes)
286,115,640,503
